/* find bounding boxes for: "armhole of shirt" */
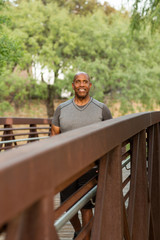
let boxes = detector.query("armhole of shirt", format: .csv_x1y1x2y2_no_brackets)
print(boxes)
102,104,112,120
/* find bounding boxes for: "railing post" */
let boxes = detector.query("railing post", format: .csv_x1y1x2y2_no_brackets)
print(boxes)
1,124,16,151
49,124,52,136
147,125,155,239
28,124,38,143
6,194,58,240
91,145,123,240
149,123,160,240
128,130,149,240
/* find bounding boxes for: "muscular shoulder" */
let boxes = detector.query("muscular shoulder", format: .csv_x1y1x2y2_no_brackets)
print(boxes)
91,98,104,109
92,98,112,120
58,99,73,110
52,99,73,127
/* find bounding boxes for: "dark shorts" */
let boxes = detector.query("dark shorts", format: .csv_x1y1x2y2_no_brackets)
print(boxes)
60,167,98,209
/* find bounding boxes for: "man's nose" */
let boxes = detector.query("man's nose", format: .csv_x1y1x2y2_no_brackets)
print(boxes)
80,81,84,86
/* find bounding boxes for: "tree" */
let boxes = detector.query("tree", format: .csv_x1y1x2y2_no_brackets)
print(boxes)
49,0,100,15
131,0,160,31
4,1,79,116
0,0,24,114
0,71,47,115
102,1,116,15
0,0,22,75
3,0,160,116
64,11,160,113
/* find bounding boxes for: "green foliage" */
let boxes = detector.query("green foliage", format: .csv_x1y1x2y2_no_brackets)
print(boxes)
53,0,100,15
63,12,160,113
1,0,160,116
0,72,47,114
131,0,160,31
0,35,22,73
0,0,23,74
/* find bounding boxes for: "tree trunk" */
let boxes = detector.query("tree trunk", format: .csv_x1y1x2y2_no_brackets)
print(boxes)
46,84,55,118
41,0,47,5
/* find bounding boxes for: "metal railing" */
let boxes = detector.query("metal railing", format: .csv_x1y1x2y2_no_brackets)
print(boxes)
0,112,160,240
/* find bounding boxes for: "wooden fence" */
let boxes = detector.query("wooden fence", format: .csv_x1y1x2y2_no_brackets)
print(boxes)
0,112,160,240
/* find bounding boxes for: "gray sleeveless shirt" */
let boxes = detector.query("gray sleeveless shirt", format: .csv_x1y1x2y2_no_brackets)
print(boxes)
52,97,112,133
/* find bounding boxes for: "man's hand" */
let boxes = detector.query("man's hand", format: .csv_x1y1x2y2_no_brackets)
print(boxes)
51,124,60,136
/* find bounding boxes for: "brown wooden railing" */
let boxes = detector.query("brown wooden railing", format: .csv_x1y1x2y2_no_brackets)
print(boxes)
0,117,51,151
0,112,160,240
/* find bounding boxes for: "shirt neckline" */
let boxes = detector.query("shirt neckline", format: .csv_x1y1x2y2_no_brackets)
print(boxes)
72,97,92,111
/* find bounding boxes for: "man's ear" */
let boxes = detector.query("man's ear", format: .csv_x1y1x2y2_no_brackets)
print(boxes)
89,82,92,88
72,82,75,90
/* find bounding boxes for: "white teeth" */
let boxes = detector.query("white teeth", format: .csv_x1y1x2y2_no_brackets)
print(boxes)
79,89,85,92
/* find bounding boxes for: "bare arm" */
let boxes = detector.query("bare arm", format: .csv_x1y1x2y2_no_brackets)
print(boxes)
51,124,60,136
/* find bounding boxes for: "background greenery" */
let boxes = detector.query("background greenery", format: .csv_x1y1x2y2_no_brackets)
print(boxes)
0,0,160,117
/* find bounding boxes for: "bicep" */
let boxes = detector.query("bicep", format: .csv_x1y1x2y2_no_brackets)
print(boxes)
51,124,60,136
51,105,61,136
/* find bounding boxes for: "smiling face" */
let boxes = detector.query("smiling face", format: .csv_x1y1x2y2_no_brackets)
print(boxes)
72,73,92,99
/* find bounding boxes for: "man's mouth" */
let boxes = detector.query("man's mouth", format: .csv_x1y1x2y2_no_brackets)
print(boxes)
78,89,86,92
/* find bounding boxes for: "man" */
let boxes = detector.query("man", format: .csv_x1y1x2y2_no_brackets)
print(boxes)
51,72,112,239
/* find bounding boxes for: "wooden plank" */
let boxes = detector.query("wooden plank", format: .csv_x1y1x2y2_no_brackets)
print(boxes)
91,146,123,240
0,118,51,125
130,130,149,240
20,195,57,240
128,134,139,236
55,177,97,219
149,124,160,240
123,202,131,240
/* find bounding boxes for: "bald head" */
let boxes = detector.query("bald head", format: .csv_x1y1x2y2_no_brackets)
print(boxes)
73,72,90,82
72,72,92,100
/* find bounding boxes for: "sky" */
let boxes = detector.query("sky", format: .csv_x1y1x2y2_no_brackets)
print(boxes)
99,0,135,11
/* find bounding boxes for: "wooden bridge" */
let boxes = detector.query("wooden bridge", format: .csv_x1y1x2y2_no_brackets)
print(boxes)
0,112,160,240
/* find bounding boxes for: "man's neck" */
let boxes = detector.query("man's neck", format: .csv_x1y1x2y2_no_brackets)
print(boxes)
74,95,91,106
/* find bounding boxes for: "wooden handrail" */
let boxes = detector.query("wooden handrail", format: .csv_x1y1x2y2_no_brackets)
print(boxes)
0,112,160,239
0,117,52,125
